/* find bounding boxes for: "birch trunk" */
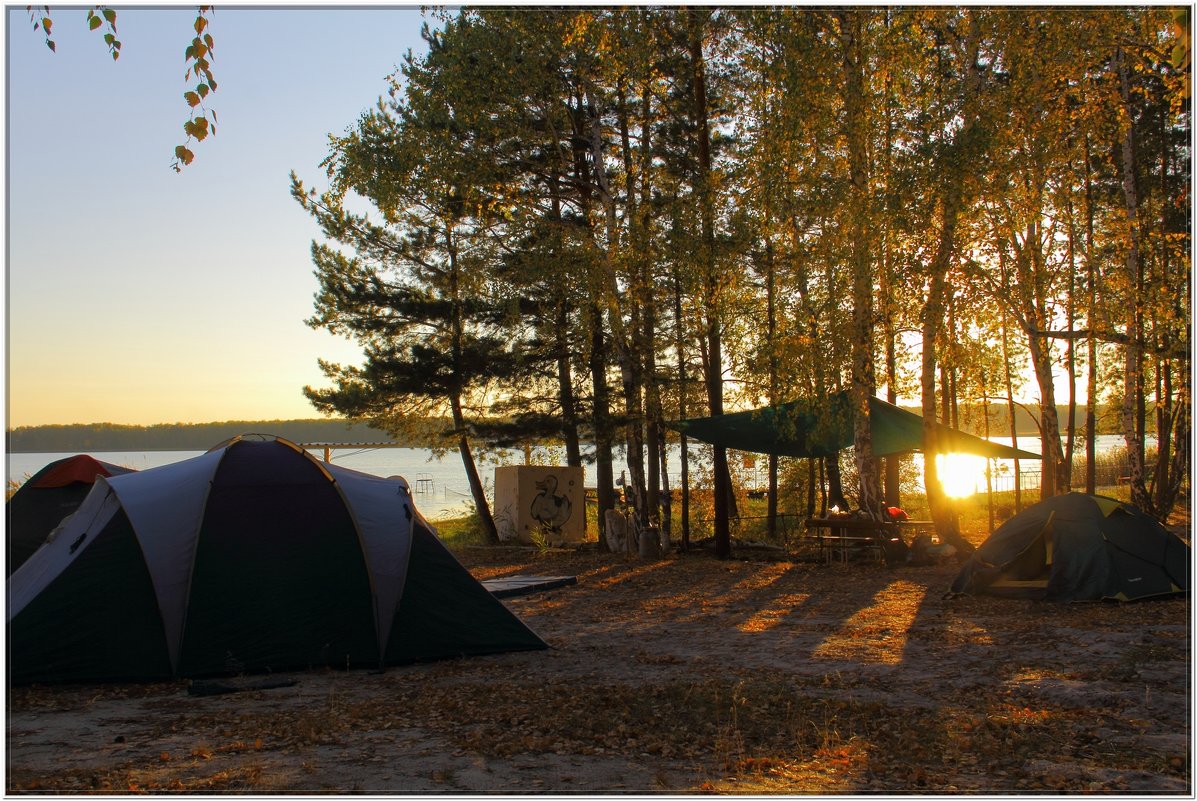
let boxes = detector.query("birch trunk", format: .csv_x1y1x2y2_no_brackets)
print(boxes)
835,7,884,520
1115,47,1151,511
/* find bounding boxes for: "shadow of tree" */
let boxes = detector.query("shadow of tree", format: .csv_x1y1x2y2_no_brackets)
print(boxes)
462,548,1189,793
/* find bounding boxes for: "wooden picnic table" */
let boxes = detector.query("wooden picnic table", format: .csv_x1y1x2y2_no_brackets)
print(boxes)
804,516,906,564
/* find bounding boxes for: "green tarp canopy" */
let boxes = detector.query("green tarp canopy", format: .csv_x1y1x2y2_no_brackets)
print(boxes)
668,394,1040,461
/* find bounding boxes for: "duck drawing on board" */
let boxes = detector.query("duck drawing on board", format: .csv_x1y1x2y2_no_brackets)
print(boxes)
530,474,572,529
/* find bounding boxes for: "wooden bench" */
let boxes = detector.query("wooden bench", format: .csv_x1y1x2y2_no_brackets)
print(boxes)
896,519,937,537
805,516,903,565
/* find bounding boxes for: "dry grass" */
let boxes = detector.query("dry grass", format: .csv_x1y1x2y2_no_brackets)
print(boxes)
6,533,1191,794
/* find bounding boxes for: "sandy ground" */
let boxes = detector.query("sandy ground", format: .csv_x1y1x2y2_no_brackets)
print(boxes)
6,541,1191,795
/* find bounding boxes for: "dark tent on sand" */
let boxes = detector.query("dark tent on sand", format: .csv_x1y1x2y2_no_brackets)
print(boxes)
7,454,136,577
949,492,1190,602
7,435,546,685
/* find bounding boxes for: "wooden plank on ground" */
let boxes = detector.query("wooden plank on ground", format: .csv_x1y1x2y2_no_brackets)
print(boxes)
482,574,578,598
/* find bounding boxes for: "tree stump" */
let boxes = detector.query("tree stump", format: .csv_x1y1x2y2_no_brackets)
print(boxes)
603,509,628,554
638,523,661,559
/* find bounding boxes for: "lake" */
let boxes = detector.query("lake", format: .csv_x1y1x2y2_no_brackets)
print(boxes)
6,435,1142,520
7,446,537,520
6,444,681,521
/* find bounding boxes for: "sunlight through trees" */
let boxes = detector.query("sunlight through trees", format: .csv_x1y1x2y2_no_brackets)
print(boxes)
294,7,1189,539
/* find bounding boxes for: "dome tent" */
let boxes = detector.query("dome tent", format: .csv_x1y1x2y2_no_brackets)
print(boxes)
7,455,135,577
949,492,1190,602
8,435,546,685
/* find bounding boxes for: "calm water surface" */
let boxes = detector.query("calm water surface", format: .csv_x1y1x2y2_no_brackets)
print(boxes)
7,447,525,520
6,435,1140,520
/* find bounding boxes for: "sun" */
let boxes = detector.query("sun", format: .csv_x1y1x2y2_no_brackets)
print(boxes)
936,452,987,499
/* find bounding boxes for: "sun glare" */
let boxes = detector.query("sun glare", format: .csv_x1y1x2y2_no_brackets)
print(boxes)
936,453,987,499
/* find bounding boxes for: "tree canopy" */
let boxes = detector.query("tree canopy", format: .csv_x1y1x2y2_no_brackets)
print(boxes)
295,7,1190,535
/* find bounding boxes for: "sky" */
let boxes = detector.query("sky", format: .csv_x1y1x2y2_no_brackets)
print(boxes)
5,5,432,427
4,5,1084,430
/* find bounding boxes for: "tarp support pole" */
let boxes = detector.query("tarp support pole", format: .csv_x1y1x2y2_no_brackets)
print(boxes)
987,457,995,534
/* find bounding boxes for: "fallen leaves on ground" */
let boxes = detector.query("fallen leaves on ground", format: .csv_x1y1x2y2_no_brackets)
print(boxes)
6,544,1190,794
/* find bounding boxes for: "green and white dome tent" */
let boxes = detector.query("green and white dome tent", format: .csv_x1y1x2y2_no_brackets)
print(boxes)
8,435,546,685
949,492,1190,602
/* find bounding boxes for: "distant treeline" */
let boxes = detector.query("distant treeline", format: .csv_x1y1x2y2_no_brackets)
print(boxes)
5,419,414,453
942,403,1129,439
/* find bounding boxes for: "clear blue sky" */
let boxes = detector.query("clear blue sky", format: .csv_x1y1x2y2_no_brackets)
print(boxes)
6,5,431,426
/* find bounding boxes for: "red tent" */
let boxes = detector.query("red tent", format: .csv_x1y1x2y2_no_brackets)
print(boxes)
7,455,135,575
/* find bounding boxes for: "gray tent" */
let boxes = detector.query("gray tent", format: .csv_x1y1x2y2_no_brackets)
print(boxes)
949,493,1190,602
8,435,547,685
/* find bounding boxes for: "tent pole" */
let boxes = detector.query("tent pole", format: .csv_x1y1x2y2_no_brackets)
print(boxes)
987,458,995,533
983,395,994,533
